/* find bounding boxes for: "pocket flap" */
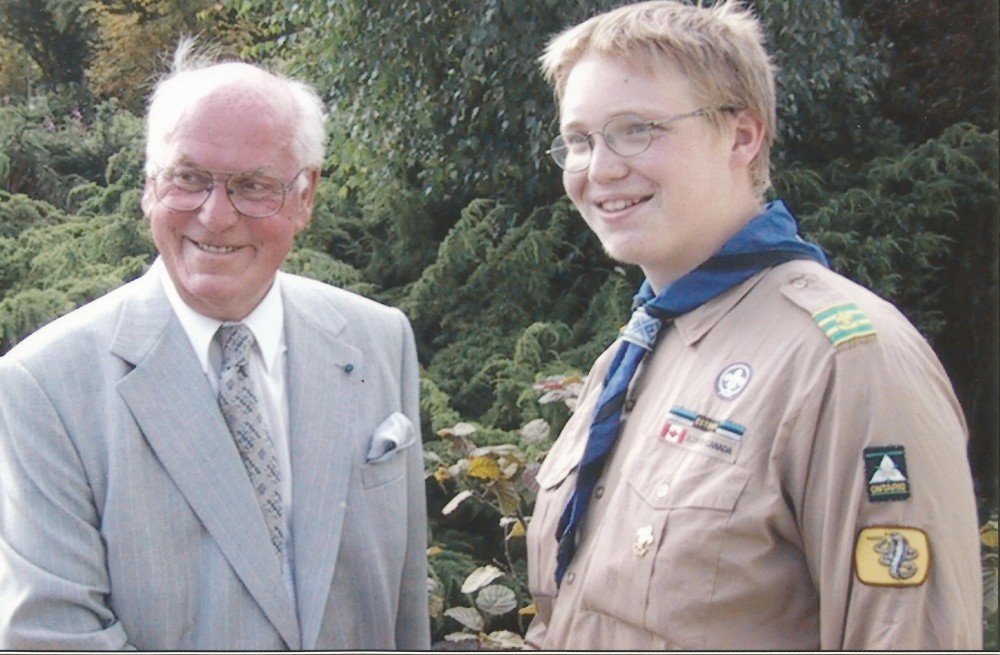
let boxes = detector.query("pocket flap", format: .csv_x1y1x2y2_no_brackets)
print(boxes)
625,453,750,510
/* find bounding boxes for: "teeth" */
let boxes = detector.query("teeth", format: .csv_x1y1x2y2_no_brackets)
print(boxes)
601,198,639,212
197,242,240,254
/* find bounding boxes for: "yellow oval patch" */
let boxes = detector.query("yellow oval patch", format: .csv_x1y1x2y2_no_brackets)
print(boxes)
854,526,930,586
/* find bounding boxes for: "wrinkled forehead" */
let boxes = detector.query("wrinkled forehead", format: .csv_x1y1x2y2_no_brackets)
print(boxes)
146,63,298,164
182,85,295,134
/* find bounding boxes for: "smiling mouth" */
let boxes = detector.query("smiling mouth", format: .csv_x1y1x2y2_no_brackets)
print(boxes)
193,240,241,254
598,197,647,212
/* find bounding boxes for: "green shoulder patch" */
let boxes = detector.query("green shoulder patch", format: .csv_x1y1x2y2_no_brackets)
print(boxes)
812,302,877,347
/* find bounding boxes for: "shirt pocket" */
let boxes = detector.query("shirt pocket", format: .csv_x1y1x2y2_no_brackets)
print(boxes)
578,446,751,647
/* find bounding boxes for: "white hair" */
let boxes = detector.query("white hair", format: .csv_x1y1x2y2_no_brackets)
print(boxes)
144,37,326,180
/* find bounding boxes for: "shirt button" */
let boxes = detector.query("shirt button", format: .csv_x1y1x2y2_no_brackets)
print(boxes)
594,485,605,499
624,398,636,411
655,483,670,498
792,277,808,289
565,572,576,584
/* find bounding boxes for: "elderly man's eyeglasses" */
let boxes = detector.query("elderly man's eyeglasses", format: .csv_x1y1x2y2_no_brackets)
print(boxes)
151,167,306,218
547,107,735,172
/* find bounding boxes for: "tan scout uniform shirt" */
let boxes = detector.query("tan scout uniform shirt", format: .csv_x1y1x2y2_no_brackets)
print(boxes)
525,260,982,650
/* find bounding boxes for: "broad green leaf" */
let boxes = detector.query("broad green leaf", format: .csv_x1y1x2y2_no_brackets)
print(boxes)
482,630,525,649
441,490,473,515
476,584,517,616
461,564,503,594
444,606,484,631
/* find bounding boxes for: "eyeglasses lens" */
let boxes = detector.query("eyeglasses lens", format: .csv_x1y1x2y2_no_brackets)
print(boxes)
548,117,654,172
154,168,287,217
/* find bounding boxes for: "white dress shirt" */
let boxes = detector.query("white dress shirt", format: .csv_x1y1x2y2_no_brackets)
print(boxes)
155,259,296,600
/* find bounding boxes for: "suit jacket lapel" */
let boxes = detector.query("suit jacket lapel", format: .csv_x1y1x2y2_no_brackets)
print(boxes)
111,268,301,648
282,282,363,649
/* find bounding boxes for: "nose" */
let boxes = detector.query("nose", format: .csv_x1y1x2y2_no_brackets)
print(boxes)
197,184,240,231
586,134,628,181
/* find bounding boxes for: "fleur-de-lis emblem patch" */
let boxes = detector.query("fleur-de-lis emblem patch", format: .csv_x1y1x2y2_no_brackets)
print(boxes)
633,525,655,557
715,362,752,400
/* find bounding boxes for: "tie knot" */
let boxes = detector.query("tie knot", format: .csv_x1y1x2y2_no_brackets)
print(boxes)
218,323,254,368
620,306,663,351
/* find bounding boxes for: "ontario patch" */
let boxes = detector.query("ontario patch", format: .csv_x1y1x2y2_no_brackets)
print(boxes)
855,526,930,586
864,446,910,502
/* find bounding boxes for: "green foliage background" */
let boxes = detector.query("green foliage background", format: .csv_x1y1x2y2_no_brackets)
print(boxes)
1,0,998,646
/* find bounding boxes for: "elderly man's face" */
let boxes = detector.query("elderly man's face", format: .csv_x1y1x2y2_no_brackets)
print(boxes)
142,90,316,321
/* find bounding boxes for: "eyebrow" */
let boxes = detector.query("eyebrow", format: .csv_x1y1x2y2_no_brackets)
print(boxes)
170,160,275,177
559,112,652,132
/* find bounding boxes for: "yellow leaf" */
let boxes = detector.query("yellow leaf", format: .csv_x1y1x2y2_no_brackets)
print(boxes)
492,479,521,516
518,603,537,616
433,466,452,483
428,593,444,619
467,456,501,480
508,520,526,538
427,545,444,557
497,456,520,480
981,520,998,549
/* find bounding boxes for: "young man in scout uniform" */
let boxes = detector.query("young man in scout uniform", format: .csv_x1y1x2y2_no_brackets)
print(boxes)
524,1,983,649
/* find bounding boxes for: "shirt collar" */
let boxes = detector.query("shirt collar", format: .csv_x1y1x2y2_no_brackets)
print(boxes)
673,269,767,347
155,258,285,375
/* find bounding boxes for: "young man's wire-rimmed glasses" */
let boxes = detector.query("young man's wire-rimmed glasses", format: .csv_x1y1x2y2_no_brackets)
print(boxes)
547,106,738,172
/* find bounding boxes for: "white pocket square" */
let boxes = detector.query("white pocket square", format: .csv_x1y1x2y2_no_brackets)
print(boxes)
366,412,416,463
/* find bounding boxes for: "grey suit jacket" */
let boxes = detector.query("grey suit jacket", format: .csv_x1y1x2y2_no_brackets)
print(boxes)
0,266,430,650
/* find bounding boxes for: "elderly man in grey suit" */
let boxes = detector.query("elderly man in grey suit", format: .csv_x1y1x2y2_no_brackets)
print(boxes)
0,41,430,650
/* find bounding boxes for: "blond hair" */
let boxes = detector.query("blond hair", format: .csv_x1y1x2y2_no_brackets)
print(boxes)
540,0,776,194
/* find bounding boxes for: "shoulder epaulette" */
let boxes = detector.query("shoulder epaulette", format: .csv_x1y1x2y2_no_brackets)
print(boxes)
811,302,878,348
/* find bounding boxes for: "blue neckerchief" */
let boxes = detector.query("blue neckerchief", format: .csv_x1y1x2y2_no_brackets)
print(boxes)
637,199,828,316
554,200,827,586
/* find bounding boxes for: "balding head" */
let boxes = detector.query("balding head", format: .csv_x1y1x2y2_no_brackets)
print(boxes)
144,39,327,178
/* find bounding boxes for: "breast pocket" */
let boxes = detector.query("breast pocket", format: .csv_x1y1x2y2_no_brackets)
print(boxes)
360,449,408,489
579,445,751,647
360,412,415,489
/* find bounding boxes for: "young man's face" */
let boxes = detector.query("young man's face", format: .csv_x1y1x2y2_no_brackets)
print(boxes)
559,54,759,291
142,90,316,321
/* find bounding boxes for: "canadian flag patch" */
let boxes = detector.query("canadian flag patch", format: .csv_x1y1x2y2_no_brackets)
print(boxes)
660,422,688,444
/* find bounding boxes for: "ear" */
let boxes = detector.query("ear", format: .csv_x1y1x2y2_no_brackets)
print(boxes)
291,168,321,233
140,177,155,218
729,110,766,170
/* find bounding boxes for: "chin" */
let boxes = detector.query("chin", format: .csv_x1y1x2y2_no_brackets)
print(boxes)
599,239,647,268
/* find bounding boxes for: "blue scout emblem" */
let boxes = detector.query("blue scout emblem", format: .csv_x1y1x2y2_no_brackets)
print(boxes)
716,362,752,400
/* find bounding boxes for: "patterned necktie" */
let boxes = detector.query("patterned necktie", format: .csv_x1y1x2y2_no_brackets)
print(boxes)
217,323,285,560
554,305,668,585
